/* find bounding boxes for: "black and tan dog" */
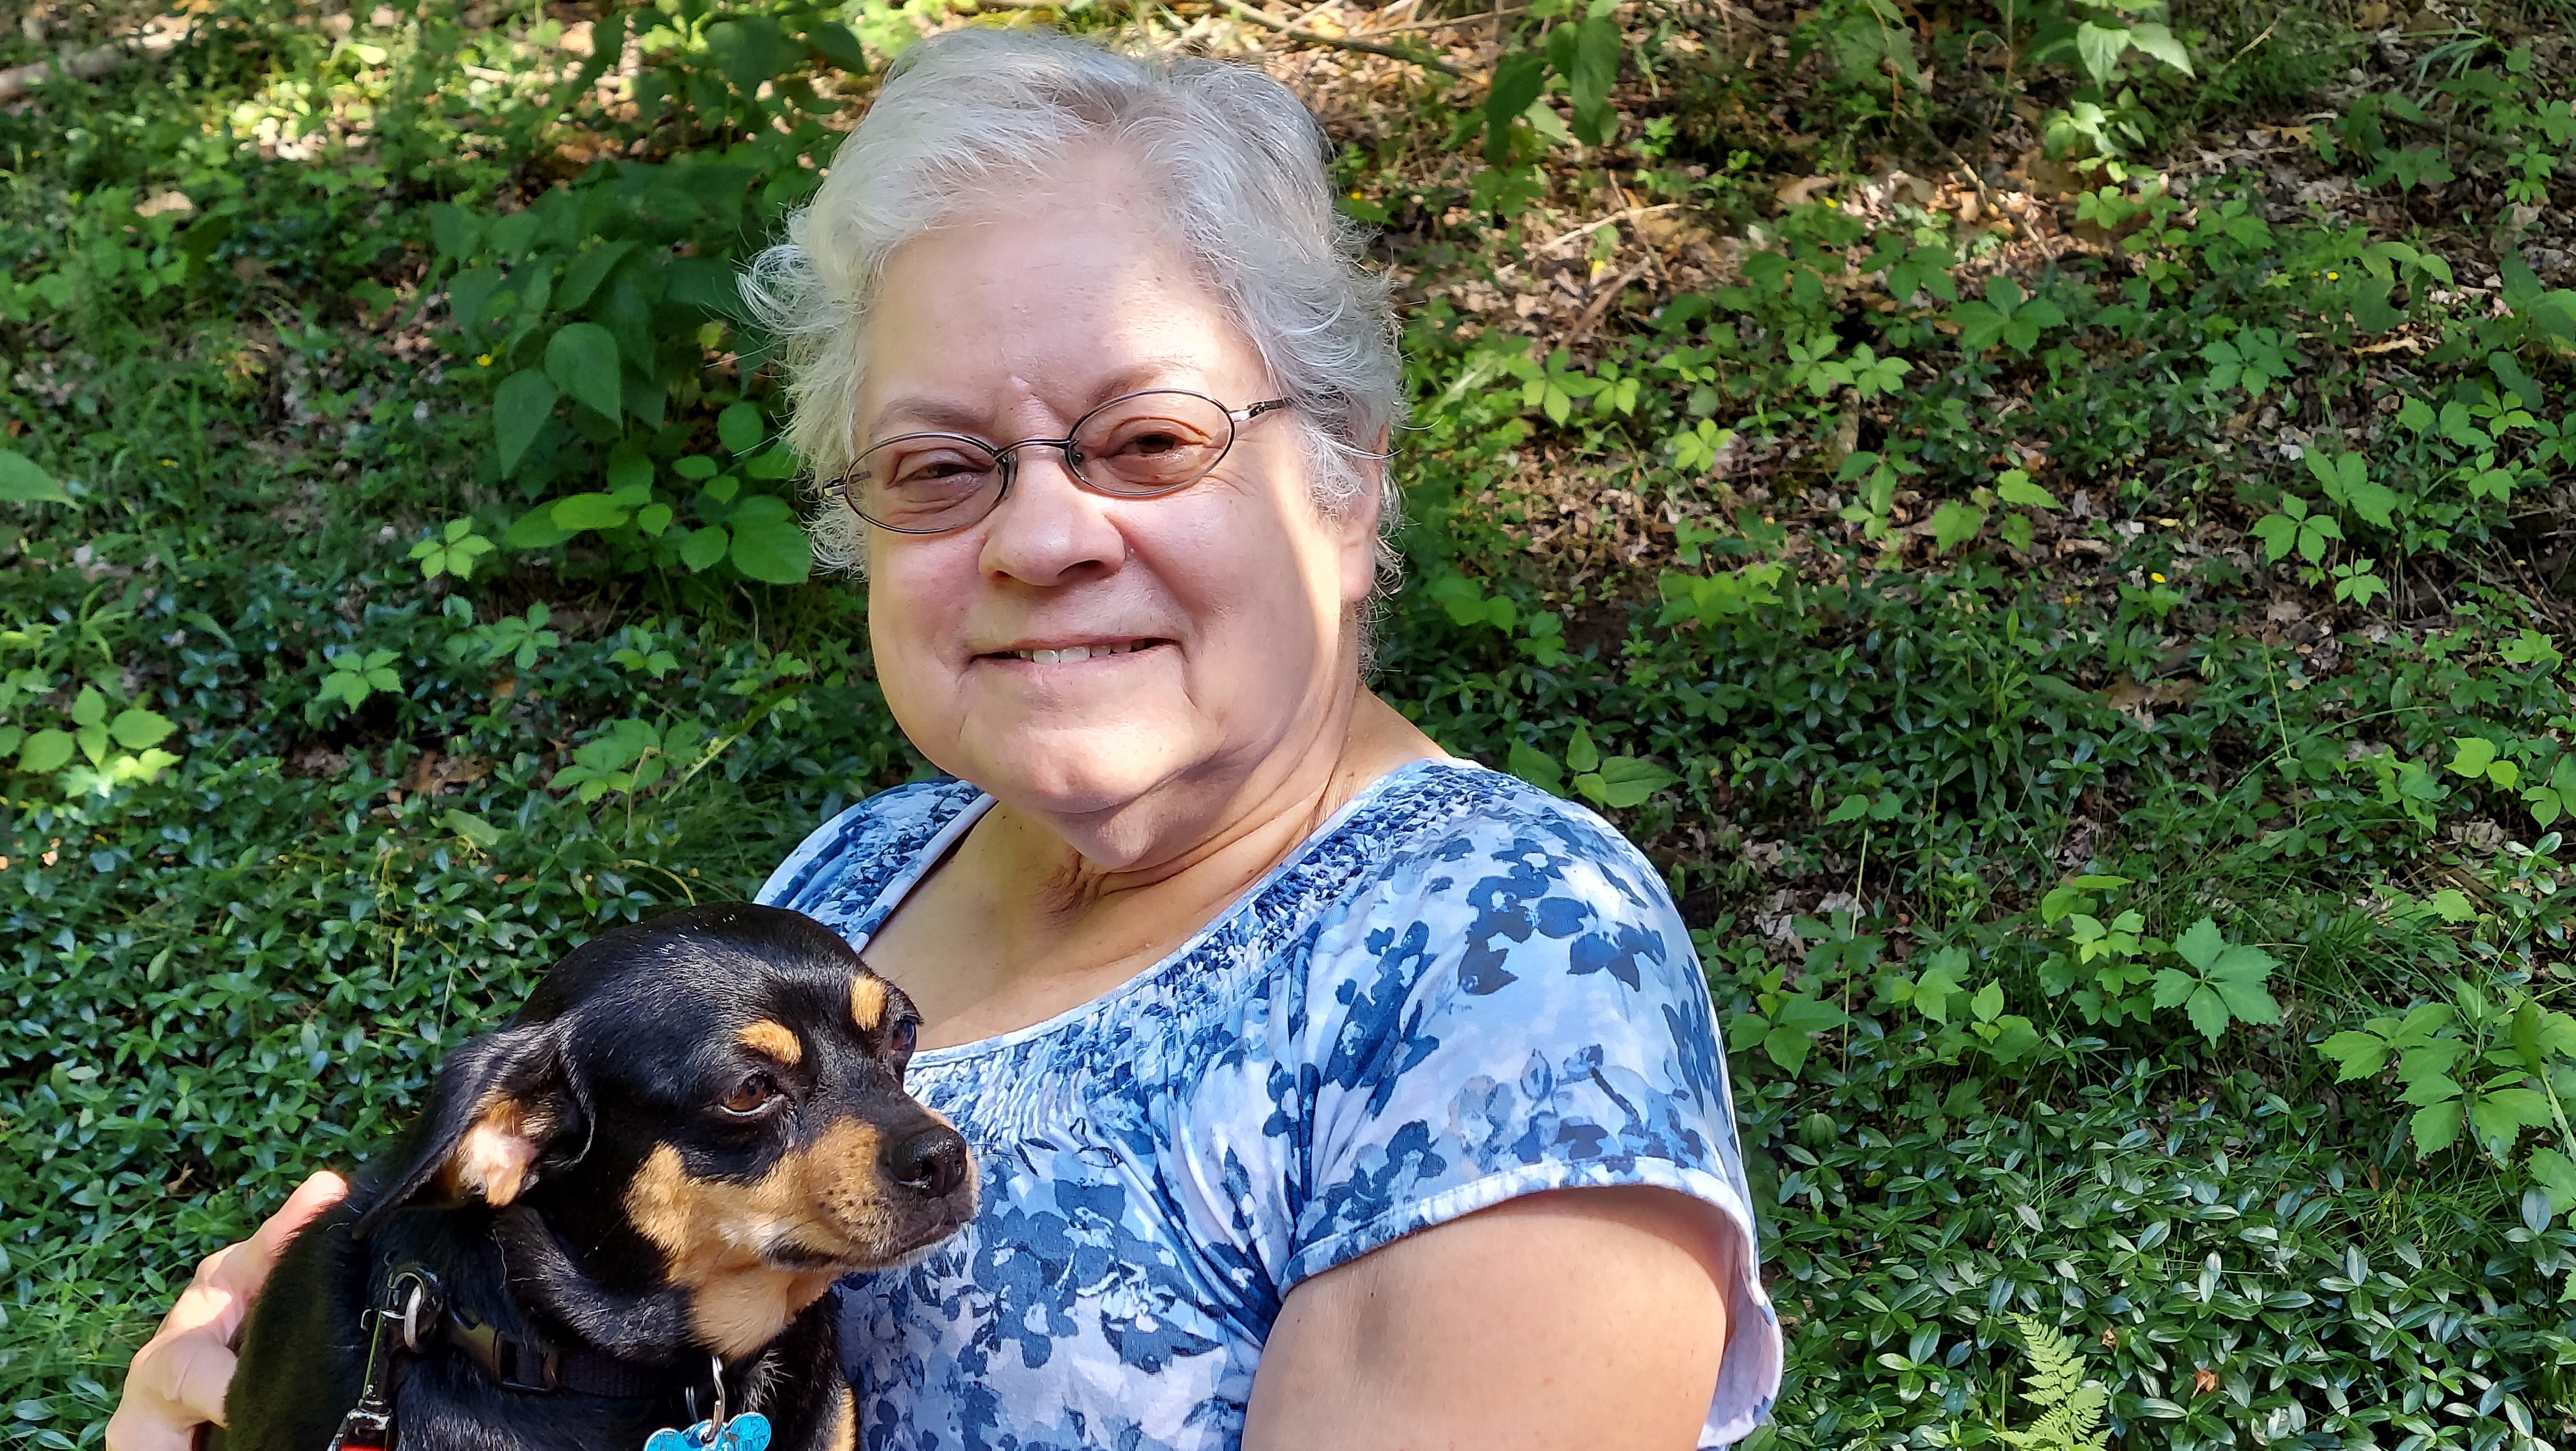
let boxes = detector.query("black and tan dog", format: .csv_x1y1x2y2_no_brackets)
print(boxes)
215,904,974,1451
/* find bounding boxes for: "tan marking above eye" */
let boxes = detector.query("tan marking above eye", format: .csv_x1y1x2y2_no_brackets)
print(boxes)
850,975,890,1034
735,1020,803,1067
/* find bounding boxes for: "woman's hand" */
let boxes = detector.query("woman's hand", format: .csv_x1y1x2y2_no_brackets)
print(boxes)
106,1172,350,1451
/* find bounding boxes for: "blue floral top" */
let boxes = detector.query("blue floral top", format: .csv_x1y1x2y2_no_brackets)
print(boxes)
755,758,1782,1450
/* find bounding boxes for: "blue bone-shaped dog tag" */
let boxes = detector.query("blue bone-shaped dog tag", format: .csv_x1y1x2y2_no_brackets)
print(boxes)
643,1413,771,1451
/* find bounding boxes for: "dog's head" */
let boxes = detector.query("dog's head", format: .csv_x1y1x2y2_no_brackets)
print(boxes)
358,903,975,1356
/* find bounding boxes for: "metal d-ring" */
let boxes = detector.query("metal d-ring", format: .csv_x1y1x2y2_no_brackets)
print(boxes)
388,1267,440,1353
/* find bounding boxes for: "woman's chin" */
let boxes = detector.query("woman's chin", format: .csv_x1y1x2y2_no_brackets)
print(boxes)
958,728,1193,822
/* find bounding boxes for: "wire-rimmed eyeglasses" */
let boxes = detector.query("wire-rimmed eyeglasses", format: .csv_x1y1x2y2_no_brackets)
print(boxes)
823,389,1292,535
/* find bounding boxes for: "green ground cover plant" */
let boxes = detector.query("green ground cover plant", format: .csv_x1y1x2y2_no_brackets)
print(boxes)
6,0,2576,1445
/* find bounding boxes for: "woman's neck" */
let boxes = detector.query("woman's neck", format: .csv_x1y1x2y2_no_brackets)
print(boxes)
885,692,1441,1049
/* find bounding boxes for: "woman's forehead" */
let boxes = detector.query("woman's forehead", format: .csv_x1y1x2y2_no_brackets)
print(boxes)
861,209,1264,430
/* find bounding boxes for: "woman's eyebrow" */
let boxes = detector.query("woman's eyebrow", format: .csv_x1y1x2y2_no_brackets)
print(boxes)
867,360,1220,438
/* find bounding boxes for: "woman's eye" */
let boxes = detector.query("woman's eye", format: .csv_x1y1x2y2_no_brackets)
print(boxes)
720,1074,778,1116
890,1017,920,1055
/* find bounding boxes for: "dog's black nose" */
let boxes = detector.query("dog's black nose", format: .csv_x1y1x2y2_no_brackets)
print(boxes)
885,1126,968,1196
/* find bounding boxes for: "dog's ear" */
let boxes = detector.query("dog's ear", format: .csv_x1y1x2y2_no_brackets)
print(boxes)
354,1022,584,1235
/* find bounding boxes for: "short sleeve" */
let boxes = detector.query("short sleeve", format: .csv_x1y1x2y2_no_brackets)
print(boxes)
1284,786,1783,1447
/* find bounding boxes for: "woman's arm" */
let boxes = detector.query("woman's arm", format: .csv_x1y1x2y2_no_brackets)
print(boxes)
1243,1186,1737,1451
106,1172,350,1451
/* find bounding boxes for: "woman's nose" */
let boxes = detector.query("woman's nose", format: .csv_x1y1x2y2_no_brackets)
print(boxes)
977,446,1124,586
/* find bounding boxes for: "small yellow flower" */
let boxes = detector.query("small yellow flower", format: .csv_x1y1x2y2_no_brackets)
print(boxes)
2326,270,2341,280
475,353,494,367
158,458,176,467
2151,572,2167,583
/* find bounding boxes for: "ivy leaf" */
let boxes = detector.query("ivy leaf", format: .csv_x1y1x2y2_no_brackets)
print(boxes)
544,322,622,421
494,369,559,476
2448,737,2499,778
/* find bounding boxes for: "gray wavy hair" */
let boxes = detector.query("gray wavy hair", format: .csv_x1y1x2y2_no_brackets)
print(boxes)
741,27,1406,585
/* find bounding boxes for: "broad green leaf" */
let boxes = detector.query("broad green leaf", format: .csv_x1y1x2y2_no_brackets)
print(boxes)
2411,1099,2463,1155
18,728,74,773
1587,756,1677,809
727,499,811,585
1970,981,2005,1023
1565,724,1601,774
108,708,177,751
1484,52,1549,162
0,451,72,505
544,323,622,421
1928,500,1985,552
719,402,767,456
2448,737,2498,777
549,493,632,532
1507,740,1565,796
1994,470,2059,510
494,369,559,475
1763,1024,1813,1077
442,809,502,848
805,21,867,73
2174,916,2225,970
2074,20,2130,82
2532,1147,2576,1215
2183,984,2231,1042
2320,1030,2391,1079
557,240,638,311
1567,16,1621,146
679,525,730,573
505,504,579,549
2125,21,2193,74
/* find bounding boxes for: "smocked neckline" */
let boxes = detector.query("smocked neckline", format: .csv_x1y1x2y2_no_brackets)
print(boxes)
872,756,1477,1066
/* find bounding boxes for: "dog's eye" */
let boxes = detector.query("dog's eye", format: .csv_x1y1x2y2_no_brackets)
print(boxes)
889,1017,919,1056
719,1074,779,1117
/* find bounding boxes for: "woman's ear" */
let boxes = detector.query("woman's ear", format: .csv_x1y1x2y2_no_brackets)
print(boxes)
352,1022,583,1235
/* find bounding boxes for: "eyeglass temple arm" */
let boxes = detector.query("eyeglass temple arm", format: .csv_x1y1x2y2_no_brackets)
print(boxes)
1229,399,1292,422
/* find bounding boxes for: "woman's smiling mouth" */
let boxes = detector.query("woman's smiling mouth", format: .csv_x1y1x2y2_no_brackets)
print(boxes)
981,639,1170,665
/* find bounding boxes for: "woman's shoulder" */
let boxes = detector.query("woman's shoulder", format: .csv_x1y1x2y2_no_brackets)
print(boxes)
1360,761,1677,921
1319,759,1694,1001
756,776,985,919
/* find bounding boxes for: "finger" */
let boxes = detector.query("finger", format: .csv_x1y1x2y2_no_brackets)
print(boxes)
230,1171,350,1281
161,1332,244,1429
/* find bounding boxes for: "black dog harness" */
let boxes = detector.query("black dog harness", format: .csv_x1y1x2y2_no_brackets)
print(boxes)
326,1268,762,1451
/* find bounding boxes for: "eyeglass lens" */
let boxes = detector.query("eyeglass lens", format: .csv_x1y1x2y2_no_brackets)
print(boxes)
853,391,1237,533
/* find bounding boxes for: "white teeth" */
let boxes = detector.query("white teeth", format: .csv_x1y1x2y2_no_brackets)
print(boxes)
1012,641,1144,663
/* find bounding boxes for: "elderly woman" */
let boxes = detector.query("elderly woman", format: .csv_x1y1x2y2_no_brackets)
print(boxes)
110,27,1780,1451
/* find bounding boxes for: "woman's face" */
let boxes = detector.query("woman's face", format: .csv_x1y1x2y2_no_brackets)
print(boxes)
853,153,1380,848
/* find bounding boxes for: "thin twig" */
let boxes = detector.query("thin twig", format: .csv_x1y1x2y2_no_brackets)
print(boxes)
1210,0,1465,76
1362,6,1533,36
1564,259,1654,349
